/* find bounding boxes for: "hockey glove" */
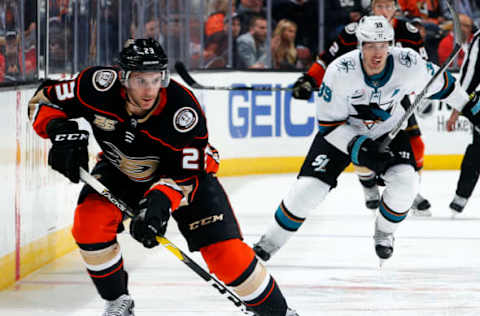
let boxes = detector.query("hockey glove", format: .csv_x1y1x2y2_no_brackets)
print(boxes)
461,91,480,125
46,119,89,183
130,190,171,248
292,74,317,100
348,135,395,174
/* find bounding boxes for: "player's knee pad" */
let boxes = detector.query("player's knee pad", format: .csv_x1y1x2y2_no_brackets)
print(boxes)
409,135,425,169
283,176,329,219
72,193,123,244
78,241,122,274
382,164,418,214
200,239,256,284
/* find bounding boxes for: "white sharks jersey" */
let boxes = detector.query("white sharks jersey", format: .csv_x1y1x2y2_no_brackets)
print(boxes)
316,47,470,154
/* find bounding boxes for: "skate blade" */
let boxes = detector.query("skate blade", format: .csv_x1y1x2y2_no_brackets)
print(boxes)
451,210,461,219
378,259,386,269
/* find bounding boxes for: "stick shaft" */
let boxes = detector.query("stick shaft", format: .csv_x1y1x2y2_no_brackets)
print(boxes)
379,0,461,151
78,168,251,314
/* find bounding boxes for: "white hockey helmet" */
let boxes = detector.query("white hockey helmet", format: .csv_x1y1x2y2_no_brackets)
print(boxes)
356,16,395,47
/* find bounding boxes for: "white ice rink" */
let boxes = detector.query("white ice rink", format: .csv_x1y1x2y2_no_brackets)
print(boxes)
1,170,480,316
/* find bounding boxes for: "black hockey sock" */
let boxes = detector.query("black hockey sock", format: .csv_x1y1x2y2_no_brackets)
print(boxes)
88,261,129,301
244,275,288,316
78,241,129,301
359,175,377,188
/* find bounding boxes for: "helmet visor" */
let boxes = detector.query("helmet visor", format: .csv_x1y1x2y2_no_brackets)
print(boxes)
125,70,170,89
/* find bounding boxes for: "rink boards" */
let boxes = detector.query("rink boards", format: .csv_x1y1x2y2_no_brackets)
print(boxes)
0,71,472,290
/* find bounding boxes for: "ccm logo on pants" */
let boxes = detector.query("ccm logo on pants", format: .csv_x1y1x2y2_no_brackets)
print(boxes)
189,214,224,230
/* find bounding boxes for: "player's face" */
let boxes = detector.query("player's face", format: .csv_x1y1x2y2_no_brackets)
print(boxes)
126,72,164,114
361,42,390,76
372,0,396,22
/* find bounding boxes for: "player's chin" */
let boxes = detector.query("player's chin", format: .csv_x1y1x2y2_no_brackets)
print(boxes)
141,99,155,109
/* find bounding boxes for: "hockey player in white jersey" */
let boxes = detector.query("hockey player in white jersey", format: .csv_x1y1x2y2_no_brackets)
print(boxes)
254,16,478,263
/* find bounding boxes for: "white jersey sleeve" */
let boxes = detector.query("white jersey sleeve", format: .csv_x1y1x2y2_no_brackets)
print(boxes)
410,50,470,111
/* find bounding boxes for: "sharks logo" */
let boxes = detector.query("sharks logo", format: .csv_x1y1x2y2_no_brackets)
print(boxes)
102,141,160,182
336,57,356,73
399,50,417,68
351,103,392,129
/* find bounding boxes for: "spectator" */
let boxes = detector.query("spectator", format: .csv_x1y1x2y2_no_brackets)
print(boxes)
144,17,162,43
48,19,73,73
236,14,268,68
271,19,298,70
295,45,313,70
205,0,236,38
203,13,241,69
272,0,319,56
438,13,474,69
398,0,446,25
236,0,265,35
4,31,21,81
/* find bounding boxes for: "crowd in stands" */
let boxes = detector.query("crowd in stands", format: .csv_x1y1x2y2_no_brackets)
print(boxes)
199,0,480,71
1,0,480,84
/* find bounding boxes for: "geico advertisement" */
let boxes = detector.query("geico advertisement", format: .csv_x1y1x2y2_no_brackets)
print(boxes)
175,72,471,158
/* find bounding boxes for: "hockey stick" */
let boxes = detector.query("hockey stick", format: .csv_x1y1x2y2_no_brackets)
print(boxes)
175,61,318,91
78,168,253,315
379,0,461,151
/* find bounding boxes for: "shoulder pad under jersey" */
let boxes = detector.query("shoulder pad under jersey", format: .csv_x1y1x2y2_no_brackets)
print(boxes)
156,80,208,146
76,66,122,104
405,22,420,34
345,22,359,35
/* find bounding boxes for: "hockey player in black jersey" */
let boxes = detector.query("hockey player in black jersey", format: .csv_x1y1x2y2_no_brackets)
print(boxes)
289,0,432,216
28,38,298,316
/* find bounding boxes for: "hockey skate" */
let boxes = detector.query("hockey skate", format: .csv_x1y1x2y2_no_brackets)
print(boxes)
373,227,394,265
362,184,380,210
253,235,280,262
102,294,135,316
410,193,432,217
286,307,300,316
449,194,468,217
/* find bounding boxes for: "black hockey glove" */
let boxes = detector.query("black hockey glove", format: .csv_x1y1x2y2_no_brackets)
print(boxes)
130,190,171,248
292,74,317,100
46,119,89,183
348,136,395,174
461,91,480,125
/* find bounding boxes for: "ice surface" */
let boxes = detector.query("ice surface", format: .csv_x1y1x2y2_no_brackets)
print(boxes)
1,171,480,315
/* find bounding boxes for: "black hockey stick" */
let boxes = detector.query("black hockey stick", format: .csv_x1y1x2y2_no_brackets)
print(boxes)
78,168,253,315
175,61,318,91
379,0,461,151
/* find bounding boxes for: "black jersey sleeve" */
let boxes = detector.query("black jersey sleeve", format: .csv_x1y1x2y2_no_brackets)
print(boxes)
319,22,358,66
394,20,428,59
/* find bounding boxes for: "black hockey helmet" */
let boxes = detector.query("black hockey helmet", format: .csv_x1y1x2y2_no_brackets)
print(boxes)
117,38,170,87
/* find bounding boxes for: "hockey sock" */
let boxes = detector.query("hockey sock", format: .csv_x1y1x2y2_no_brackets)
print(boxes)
78,240,129,300
229,257,287,316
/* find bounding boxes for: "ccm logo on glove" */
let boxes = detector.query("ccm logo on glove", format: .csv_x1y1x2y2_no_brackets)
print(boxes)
53,133,90,141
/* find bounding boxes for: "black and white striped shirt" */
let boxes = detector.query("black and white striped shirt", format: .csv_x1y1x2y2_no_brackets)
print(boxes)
459,30,480,93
